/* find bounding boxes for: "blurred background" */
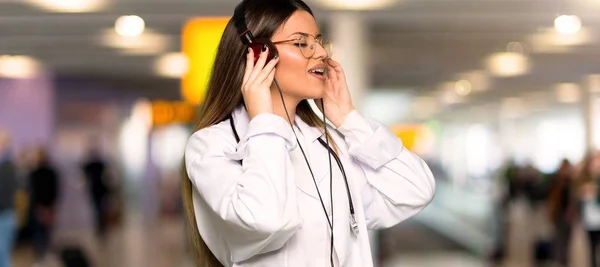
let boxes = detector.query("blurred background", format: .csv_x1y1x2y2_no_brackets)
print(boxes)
2,0,600,266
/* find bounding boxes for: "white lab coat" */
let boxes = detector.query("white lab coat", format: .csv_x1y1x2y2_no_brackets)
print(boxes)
184,105,436,267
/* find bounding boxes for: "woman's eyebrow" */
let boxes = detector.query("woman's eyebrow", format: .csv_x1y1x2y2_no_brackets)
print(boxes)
287,32,322,38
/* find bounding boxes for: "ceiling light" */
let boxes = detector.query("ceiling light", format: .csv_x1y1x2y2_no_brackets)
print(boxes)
316,0,397,10
587,74,600,93
454,80,472,96
506,42,528,55
115,15,145,37
100,29,170,55
439,82,464,106
485,52,530,77
554,15,582,35
154,53,189,78
0,55,41,79
455,70,490,92
25,0,105,13
528,27,592,52
555,83,581,103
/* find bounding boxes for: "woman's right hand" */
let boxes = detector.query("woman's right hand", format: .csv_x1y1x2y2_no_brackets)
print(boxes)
242,45,279,120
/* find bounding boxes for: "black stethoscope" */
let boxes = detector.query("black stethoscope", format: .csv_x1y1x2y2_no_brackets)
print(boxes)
228,114,359,236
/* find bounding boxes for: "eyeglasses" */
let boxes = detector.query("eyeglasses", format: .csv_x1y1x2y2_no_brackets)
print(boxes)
272,34,331,58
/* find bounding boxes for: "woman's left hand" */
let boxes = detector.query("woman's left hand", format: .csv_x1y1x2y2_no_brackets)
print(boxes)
318,58,355,127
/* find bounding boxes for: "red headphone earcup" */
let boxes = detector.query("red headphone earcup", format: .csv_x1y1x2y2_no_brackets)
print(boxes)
249,42,278,65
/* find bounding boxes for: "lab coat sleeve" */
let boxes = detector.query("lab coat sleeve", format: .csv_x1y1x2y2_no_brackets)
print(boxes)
185,113,302,263
337,110,436,229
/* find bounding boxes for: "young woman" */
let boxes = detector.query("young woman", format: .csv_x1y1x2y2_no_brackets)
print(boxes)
182,0,436,266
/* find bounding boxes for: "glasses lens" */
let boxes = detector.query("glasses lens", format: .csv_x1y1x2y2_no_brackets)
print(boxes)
296,36,312,58
297,36,331,58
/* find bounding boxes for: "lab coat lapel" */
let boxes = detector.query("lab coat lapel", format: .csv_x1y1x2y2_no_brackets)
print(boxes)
292,117,330,201
231,107,330,201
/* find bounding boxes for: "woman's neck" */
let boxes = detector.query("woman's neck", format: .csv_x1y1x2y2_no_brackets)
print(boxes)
270,90,300,126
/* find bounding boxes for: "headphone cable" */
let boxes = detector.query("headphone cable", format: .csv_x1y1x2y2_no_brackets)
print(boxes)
322,98,335,267
274,79,335,267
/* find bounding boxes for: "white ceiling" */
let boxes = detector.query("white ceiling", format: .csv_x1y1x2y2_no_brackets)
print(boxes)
2,0,600,117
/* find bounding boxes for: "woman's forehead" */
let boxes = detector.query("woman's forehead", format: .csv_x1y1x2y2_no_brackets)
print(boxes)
275,10,319,38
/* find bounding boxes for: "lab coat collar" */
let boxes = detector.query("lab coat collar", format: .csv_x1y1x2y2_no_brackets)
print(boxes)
293,113,325,143
230,105,324,143
231,105,329,201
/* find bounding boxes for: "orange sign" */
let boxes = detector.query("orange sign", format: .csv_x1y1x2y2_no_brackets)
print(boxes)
390,124,424,151
181,17,230,105
151,101,197,126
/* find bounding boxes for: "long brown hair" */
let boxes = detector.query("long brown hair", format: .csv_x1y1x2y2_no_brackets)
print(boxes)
181,0,335,266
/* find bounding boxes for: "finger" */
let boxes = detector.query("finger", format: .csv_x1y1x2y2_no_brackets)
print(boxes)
242,47,254,86
260,60,276,88
250,56,279,88
327,58,346,76
260,67,276,87
247,45,270,83
262,55,279,75
326,58,341,69
261,56,279,78
248,68,275,94
326,63,337,82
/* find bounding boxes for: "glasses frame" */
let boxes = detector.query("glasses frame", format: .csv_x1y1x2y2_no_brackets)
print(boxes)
272,34,329,59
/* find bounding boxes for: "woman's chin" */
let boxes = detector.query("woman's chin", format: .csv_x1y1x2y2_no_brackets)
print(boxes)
306,94,324,100
306,87,326,99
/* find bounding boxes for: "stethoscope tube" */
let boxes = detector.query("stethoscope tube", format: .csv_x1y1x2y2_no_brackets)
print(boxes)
317,138,355,216
228,114,358,235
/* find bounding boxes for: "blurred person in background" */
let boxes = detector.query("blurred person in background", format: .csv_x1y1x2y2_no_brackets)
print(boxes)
181,0,436,266
81,139,110,240
577,152,600,267
0,129,18,267
28,147,60,264
489,158,519,262
14,147,33,234
546,159,576,267
518,162,544,208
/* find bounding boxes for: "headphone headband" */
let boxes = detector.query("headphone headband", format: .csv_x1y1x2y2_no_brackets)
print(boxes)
233,1,254,45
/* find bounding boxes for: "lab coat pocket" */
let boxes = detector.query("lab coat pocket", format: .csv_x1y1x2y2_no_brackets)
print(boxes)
296,193,329,266
290,145,328,202
294,172,328,201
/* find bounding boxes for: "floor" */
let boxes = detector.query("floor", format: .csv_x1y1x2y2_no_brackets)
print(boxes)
14,215,476,267
8,172,594,267
11,207,596,267
379,220,484,267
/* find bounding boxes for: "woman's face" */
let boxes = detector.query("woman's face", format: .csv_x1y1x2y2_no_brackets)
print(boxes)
270,10,329,101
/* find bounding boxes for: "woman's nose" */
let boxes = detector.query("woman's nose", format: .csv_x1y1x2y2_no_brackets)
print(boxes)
313,43,328,59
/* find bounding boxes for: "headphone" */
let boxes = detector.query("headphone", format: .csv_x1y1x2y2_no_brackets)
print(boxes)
230,1,358,266
233,1,278,64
